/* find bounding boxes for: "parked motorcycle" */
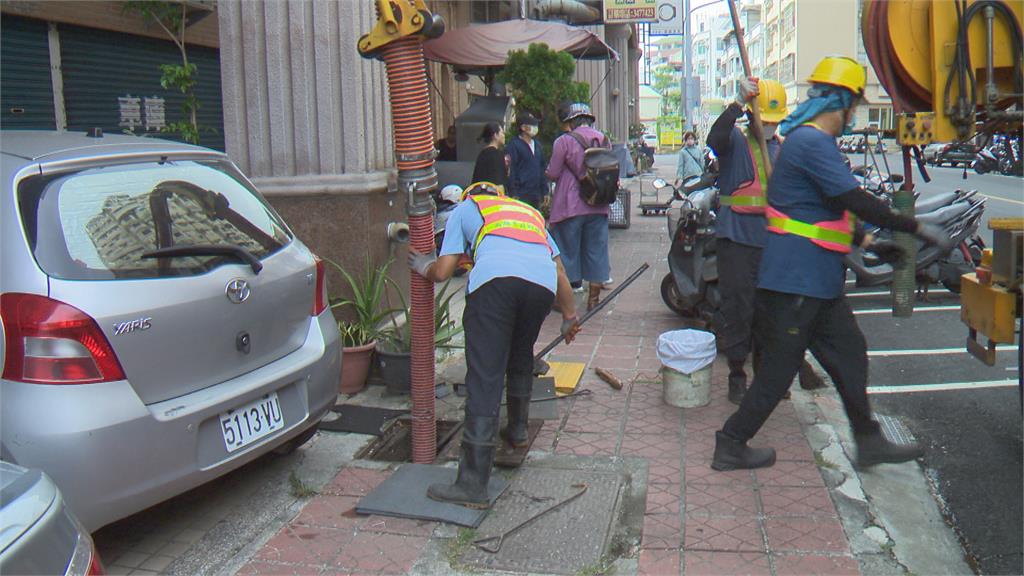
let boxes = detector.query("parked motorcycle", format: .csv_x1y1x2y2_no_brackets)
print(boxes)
655,177,720,323
846,191,987,294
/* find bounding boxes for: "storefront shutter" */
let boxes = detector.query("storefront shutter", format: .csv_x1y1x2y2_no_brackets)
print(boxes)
1,15,57,130
59,23,224,150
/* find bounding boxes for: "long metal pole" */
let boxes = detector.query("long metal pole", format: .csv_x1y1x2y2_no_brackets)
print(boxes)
682,0,692,130
726,0,772,178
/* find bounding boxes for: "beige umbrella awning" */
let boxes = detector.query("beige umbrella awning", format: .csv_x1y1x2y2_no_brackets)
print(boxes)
423,19,619,71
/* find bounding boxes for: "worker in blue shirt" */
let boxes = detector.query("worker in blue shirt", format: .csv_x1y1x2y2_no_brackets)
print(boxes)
409,182,580,508
707,78,825,404
711,56,954,472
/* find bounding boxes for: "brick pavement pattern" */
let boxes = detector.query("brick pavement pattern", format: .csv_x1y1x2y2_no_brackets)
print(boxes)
238,174,859,576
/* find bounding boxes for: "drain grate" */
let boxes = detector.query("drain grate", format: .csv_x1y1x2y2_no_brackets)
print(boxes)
876,414,916,445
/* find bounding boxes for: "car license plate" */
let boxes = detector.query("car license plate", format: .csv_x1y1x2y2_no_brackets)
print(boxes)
220,392,284,453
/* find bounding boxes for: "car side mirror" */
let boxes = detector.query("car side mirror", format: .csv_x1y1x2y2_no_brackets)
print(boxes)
652,178,668,189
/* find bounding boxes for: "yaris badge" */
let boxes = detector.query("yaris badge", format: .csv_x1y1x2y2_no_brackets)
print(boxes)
225,279,251,304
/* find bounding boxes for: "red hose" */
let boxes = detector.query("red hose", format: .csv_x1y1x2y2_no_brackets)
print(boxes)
379,36,436,463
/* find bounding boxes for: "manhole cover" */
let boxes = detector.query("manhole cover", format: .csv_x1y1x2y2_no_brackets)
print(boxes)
456,466,626,574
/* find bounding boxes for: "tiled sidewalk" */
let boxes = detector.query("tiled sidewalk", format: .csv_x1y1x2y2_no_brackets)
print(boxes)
236,172,860,575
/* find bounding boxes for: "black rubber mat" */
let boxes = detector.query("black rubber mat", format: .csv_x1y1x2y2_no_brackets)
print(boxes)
318,405,408,435
356,463,509,527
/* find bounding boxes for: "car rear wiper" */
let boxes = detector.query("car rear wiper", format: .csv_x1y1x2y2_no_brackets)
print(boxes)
141,244,263,275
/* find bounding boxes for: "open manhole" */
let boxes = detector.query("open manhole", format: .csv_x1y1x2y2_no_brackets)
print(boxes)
355,419,462,462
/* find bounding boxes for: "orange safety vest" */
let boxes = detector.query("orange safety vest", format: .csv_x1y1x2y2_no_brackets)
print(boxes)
719,132,769,214
765,206,855,254
467,194,551,257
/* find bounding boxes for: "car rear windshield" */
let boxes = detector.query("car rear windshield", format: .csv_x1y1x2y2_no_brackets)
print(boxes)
19,159,293,280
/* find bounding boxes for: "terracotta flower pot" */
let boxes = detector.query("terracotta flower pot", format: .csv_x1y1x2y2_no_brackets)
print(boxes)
339,341,376,394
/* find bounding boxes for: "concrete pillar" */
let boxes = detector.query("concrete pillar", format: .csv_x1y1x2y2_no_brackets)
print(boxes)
218,0,407,298
604,23,632,143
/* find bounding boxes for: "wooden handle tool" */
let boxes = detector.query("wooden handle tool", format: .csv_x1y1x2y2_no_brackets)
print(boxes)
594,367,623,390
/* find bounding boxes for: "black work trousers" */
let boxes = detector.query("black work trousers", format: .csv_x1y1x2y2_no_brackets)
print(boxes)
715,238,762,363
463,277,555,419
722,289,881,442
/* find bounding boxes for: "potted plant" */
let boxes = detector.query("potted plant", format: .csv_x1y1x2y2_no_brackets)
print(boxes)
328,258,399,395
377,279,464,395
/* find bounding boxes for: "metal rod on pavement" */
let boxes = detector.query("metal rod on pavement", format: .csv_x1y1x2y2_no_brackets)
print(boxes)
534,263,650,362
726,0,773,179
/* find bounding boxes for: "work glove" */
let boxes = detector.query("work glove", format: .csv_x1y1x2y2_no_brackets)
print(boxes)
866,240,907,267
915,222,956,252
560,315,581,344
408,250,436,278
735,77,759,107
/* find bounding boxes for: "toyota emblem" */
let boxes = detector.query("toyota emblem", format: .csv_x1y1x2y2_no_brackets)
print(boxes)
225,279,251,304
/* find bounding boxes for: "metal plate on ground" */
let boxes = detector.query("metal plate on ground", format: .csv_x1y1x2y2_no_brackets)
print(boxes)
877,414,917,445
318,405,407,435
530,377,560,419
437,420,544,468
456,466,625,574
355,464,508,528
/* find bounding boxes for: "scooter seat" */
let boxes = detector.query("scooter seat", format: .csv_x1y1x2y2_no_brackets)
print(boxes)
915,200,971,226
914,191,960,214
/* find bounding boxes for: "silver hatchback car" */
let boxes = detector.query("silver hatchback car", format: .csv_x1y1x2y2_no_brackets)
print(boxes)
0,131,341,531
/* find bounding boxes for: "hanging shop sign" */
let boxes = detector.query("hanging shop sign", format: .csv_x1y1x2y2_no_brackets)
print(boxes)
604,0,658,23
651,1,683,35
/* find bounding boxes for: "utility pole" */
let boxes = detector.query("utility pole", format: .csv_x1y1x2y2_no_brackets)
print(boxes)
680,0,691,130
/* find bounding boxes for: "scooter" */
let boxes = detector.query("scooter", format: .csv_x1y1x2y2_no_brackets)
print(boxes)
655,177,721,323
845,192,987,295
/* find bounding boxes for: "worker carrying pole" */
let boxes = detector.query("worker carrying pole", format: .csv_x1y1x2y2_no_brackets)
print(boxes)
710,56,957,472
710,0,827,405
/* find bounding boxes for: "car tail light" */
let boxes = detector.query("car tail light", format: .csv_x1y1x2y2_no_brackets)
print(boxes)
311,256,328,316
1,293,125,384
65,527,105,576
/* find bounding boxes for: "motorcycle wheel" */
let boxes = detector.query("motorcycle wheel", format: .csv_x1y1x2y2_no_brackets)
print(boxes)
661,273,696,317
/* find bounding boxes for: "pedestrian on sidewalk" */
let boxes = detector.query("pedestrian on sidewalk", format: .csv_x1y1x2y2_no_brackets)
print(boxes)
409,182,581,508
436,124,458,162
676,130,704,184
472,122,509,191
506,112,547,210
712,56,956,471
708,77,826,405
545,102,612,311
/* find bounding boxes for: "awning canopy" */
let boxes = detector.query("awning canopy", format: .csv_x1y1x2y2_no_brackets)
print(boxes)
423,19,619,71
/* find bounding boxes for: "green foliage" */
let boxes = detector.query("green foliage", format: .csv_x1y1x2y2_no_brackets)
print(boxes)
652,65,681,116
498,43,591,145
379,279,464,353
327,258,401,347
287,471,318,498
123,1,203,144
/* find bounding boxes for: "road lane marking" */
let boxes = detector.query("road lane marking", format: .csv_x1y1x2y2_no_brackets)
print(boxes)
867,379,1018,394
853,305,960,315
978,191,1024,206
867,346,1015,357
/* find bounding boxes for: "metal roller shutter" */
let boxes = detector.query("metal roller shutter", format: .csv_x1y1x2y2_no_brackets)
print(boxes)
1,15,57,130
59,23,224,150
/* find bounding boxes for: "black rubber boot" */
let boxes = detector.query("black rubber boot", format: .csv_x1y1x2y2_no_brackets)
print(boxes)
427,416,497,508
711,431,776,471
855,429,923,469
798,361,827,390
501,395,530,448
727,358,747,405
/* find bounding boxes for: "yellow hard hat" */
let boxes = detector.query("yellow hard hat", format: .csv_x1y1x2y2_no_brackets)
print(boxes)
754,79,789,123
807,56,866,97
461,181,504,201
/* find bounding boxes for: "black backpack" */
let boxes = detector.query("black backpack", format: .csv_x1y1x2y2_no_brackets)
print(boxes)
567,131,620,206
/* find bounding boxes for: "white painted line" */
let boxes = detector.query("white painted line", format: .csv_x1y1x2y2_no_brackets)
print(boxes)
867,346,1015,357
853,305,961,315
846,290,890,297
867,379,1019,394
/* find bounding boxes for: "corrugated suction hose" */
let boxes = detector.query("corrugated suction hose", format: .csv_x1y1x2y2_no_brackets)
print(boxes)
379,36,436,463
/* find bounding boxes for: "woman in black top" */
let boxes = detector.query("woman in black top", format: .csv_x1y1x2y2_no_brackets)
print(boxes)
471,122,509,190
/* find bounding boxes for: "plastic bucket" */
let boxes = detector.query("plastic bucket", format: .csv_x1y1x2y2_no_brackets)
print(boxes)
662,364,712,408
